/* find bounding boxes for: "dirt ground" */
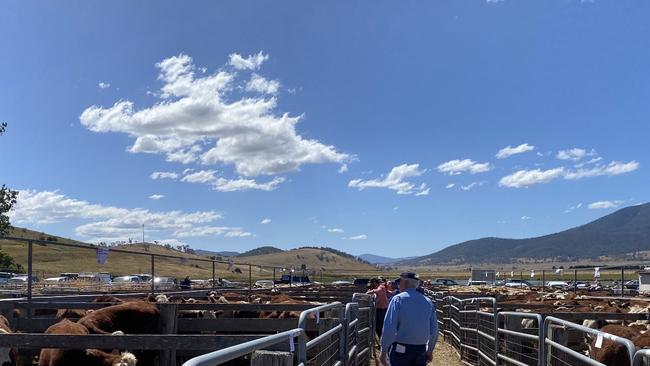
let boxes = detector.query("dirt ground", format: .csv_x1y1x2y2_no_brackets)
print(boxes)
370,340,463,366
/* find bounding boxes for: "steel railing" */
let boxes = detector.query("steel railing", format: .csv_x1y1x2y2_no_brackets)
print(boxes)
182,294,375,366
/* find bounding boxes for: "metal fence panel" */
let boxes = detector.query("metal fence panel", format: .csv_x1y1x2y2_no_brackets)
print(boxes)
497,312,542,366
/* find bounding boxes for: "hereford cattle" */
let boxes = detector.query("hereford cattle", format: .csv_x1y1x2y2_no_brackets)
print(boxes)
590,324,639,366
38,319,136,366
55,309,88,320
0,315,17,366
78,301,159,335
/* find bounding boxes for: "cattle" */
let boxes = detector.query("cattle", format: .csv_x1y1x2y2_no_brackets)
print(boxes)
55,309,88,320
589,324,641,366
92,296,125,304
38,319,136,366
78,301,159,335
0,315,17,366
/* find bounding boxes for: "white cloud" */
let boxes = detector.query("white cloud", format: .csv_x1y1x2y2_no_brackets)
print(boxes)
495,143,535,159
437,159,492,175
80,53,349,177
564,161,639,180
500,160,639,188
460,181,486,191
261,218,272,224
521,216,532,220
588,200,624,209
328,228,344,233
229,51,269,70
348,164,429,195
98,82,111,89
338,164,349,174
499,168,565,188
445,183,455,189
212,177,285,192
9,190,250,242
148,194,164,200
181,170,217,183
151,171,179,180
347,234,368,240
557,148,597,161
246,74,280,94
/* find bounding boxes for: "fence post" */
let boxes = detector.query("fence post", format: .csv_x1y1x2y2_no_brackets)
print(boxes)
212,261,216,290
151,254,155,295
338,305,347,366
158,303,178,366
27,240,33,304
542,270,545,292
574,270,577,294
520,271,523,289
273,267,276,286
621,267,625,296
296,331,307,365
249,264,252,292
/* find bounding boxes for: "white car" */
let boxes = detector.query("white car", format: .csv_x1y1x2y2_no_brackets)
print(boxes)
44,276,69,283
546,281,569,289
255,280,275,288
505,280,532,288
332,280,353,285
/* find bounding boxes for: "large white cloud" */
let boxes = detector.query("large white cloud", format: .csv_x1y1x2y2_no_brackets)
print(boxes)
563,161,639,180
80,53,349,179
9,190,251,242
437,159,492,175
348,164,429,195
495,143,535,159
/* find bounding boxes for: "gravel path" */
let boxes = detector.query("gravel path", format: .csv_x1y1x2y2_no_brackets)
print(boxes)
370,340,464,366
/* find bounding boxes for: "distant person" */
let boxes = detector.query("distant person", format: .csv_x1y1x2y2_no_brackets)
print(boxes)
380,272,438,366
367,278,389,339
180,276,192,290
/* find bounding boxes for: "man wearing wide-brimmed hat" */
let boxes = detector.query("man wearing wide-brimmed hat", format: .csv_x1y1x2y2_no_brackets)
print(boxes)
379,272,438,366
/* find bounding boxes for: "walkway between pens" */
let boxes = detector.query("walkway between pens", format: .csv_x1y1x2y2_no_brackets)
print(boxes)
370,340,463,366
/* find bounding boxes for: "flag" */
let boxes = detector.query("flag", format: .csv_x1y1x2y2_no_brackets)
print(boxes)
510,271,514,277
96,247,109,265
555,268,563,275
594,267,601,278
530,270,535,278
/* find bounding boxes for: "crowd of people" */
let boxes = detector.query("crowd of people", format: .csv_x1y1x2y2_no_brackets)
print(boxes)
366,272,438,366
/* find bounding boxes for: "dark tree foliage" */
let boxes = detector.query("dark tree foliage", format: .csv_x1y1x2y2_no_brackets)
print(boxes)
0,123,21,271
1,123,18,236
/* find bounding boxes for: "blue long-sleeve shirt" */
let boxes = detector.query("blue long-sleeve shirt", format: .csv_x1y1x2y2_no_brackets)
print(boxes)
380,288,438,352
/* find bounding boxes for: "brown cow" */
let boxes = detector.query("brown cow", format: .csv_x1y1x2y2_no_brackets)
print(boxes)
590,324,639,366
78,301,159,335
0,315,17,366
38,319,136,366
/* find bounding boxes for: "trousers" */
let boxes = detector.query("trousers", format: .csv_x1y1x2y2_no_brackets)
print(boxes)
389,343,427,366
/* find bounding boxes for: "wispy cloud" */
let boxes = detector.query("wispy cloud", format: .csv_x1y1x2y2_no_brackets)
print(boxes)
445,183,455,189
98,82,111,89
151,171,179,180
557,148,597,161
328,228,344,233
347,234,368,240
260,218,272,224
437,159,492,175
148,194,164,200
349,164,429,195
521,216,532,220
229,51,269,70
496,143,535,159
499,168,565,188
564,203,582,213
588,200,624,209
460,181,487,191
10,190,250,242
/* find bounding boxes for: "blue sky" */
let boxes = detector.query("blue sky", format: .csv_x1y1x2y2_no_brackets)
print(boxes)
1,1,648,257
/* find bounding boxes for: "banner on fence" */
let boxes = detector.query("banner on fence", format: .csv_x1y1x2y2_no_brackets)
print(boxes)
96,247,109,265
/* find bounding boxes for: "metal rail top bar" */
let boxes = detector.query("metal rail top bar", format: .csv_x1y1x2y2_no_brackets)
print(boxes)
633,349,650,366
182,328,304,366
298,302,343,330
545,316,636,364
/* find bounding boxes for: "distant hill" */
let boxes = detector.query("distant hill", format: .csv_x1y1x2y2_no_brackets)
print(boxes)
236,247,375,271
358,254,417,264
238,246,284,257
195,249,240,257
401,203,650,265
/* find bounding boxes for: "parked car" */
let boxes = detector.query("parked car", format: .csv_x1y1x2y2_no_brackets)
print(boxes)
625,280,639,290
111,275,143,284
352,278,370,287
468,280,488,286
255,280,275,288
433,278,459,286
276,275,311,285
131,274,152,282
546,281,569,289
331,280,353,285
8,275,38,284
153,277,178,290
504,279,532,288
0,272,14,284
44,276,70,284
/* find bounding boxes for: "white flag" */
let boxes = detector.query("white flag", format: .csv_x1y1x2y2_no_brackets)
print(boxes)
531,270,535,278
555,268,562,275
594,267,601,278
510,271,514,277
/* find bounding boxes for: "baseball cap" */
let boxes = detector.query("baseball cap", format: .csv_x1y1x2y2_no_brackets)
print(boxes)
400,272,419,280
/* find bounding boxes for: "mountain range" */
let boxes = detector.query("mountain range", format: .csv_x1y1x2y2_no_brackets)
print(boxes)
400,202,650,266
357,254,417,264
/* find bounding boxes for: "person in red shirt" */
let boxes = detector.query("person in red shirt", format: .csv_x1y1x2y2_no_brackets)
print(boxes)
367,277,389,338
